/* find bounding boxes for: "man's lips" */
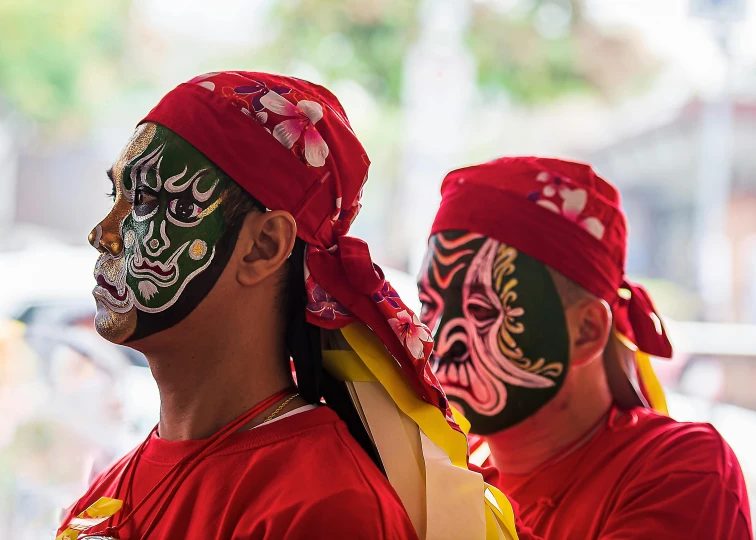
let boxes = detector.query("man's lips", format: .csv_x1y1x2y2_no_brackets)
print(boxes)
95,274,127,301
436,356,488,403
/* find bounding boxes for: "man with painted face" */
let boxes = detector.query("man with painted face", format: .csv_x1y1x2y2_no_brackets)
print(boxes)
58,72,520,540
419,157,752,539
58,72,420,540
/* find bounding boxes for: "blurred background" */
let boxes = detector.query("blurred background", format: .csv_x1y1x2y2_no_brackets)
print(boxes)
1,0,755,536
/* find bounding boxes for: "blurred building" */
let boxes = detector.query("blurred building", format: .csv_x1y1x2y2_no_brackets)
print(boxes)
591,99,756,324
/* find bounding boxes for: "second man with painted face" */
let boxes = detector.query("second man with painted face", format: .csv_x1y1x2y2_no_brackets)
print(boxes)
419,157,751,539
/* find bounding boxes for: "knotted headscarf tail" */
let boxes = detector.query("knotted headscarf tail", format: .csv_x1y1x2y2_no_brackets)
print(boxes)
141,71,458,430
431,157,673,411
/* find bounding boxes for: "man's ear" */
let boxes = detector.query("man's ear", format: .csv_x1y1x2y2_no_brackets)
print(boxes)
567,297,612,367
234,210,297,287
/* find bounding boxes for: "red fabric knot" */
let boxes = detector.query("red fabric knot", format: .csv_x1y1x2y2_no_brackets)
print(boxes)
337,236,385,295
615,279,673,359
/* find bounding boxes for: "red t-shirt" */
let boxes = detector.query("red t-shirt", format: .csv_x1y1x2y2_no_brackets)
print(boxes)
58,407,418,539
483,406,752,539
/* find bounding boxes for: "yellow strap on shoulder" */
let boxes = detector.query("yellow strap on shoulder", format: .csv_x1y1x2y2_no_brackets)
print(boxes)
329,323,469,468
615,331,668,415
636,350,668,415
485,486,519,540
323,323,519,540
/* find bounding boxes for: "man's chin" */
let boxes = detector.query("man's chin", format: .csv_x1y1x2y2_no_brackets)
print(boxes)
93,299,137,344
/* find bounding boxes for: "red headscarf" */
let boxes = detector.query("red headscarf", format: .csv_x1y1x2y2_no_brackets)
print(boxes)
141,71,456,429
431,156,673,360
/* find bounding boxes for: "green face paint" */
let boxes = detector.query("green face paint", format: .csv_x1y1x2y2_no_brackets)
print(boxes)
91,123,238,343
418,230,570,435
122,125,228,313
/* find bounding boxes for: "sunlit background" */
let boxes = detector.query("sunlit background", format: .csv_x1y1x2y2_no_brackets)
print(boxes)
1,0,755,536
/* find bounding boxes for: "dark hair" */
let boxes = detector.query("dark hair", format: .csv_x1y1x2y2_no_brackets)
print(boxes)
223,180,382,468
223,182,323,394
222,179,266,228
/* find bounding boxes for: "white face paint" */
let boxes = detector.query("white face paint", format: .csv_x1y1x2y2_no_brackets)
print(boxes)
419,230,570,434
89,123,231,343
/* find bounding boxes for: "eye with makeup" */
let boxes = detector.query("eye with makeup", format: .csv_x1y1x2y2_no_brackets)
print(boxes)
465,284,499,333
167,197,203,225
133,186,159,218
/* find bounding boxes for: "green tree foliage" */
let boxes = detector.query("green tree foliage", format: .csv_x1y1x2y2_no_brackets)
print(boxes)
265,0,654,106
0,0,654,124
470,1,591,103
0,0,129,123
264,0,418,104
470,0,657,103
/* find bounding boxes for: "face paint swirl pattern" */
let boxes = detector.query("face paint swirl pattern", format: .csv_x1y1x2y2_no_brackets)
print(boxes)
90,123,231,343
420,230,570,433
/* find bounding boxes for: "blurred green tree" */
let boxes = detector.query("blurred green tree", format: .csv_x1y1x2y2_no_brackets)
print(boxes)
470,0,657,103
0,0,655,124
263,0,656,106
0,0,129,124
262,0,417,104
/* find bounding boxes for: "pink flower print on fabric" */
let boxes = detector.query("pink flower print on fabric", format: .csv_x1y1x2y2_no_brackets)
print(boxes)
189,72,221,91
389,310,433,360
535,171,560,197
260,91,330,167
528,172,606,240
241,108,271,133
234,80,291,112
255,111,271,132
372,281,401,309
306,281,352,321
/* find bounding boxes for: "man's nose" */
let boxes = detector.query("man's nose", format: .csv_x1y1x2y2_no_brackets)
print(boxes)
88,223,123,256
443,340,468,361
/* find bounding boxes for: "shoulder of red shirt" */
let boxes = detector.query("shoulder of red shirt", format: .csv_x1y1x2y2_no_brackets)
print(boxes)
470,406,752,539
627,407,745,482
471,407,747,485
621,407,751,523
59,407,418,539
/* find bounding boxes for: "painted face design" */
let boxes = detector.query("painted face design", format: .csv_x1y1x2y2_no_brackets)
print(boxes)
90,123,239,343
419,230,570,434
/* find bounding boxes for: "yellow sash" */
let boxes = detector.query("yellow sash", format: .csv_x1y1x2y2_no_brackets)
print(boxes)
324,323,519,540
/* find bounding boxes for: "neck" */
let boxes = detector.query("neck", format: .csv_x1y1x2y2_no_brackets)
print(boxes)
487,357,613,475
132,299,302,441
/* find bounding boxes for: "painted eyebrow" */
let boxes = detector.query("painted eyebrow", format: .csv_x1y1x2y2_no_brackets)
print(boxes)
135,166,160,191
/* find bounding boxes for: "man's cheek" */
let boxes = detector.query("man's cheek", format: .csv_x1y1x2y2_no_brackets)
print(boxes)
147,219,222,307
187,239,209,261
128,209,152,240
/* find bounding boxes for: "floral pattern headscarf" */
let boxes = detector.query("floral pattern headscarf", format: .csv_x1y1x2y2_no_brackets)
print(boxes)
431,156,673,409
